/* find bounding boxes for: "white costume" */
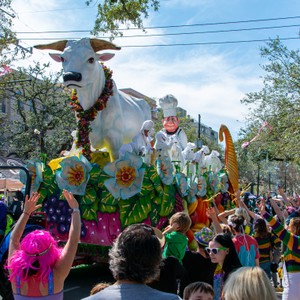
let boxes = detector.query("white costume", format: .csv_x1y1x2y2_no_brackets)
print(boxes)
154,131,174,161
132,120,154,165
204,150,222,173
159,95,187,172
193,145,210,175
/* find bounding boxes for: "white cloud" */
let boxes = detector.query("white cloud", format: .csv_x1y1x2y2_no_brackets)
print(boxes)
10,0,295,142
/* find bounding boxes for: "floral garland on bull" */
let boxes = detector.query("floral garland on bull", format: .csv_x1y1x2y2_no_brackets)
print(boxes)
70,63,113,160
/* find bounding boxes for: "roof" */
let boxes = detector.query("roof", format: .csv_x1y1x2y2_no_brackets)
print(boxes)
0,156,25,191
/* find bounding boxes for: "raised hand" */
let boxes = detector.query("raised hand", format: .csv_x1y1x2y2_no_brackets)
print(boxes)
206,207,217,219
258,198,266,216
23,192,41,215
62,190,79,209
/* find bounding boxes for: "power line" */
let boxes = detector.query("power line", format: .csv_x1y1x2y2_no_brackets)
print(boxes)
120,36,299,48
129,15,300,30
16,24,300,39
21,36,299,47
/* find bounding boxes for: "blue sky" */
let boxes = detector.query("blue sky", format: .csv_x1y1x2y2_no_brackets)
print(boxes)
10,0,300,140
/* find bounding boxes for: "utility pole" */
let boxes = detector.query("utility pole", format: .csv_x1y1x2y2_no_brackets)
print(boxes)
197,114,202,149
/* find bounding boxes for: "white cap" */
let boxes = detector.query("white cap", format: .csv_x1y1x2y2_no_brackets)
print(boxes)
141,120,154,132
159,94,178,117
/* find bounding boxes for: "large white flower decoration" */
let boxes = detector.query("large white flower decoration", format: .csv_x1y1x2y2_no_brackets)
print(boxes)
219,172,229,193
196,175,207,197
156,156,174,185
20,159,44,193
103,152,145,200
176,172,188,197
56,155,92,195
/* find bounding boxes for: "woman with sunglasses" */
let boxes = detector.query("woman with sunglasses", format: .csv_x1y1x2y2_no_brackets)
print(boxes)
206,234,241,300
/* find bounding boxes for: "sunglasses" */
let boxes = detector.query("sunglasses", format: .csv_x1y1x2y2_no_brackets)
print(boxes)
205,247,228,254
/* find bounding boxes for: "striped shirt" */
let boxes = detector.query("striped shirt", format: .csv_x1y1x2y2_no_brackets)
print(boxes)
264,212,300,273
254,233,281,264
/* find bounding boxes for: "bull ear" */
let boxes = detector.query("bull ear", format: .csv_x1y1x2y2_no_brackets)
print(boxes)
96,53,115,62
90,39,121,52
49,53,63,62
34,40,68,51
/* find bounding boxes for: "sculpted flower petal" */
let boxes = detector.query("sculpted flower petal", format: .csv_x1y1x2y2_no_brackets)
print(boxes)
55,155,91,195
103,161,117,177
104,152,145,200
104,178,121,199
20,159,44,193
124,151,143,169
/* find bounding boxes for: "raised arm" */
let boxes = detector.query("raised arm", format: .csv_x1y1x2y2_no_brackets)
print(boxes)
258,198,300,251
278,187,293,206
54,190,81,280
8,192,41,260
217,208,235,224
206,207,223,234
269,198,284,222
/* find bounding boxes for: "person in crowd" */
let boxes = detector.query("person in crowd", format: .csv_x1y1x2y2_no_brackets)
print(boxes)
259,198,300,300
253,218,281,278
183,281,214,300
9,196,23,221
82,224,181,299
90,282,111,295
151,212,191,296
162,212,191,264
228,215,260,267
207,233,242,300
285,205,300,227
222,266,277,300
7,190,81,300
0,196,7,242
183,227,217,286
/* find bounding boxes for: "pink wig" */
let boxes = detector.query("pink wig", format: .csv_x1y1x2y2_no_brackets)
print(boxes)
7,230,62,284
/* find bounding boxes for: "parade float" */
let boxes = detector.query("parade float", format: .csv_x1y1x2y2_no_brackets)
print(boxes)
20,38,239,264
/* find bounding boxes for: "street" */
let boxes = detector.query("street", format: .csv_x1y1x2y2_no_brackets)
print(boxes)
64,263,114,299
0,263,283,299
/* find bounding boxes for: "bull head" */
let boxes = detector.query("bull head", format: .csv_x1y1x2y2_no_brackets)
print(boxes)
34,38,121,52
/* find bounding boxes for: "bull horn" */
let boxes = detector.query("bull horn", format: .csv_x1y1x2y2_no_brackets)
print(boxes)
90,38,121,52
34,40,68,51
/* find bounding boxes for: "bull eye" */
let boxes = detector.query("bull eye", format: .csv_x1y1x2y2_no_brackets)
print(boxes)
61,57,65,63
88,57,95,64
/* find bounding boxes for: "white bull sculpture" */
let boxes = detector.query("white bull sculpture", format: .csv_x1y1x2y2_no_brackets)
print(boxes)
34,38,151,161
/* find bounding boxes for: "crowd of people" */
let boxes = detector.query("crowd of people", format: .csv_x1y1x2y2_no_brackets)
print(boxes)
0,186,299,300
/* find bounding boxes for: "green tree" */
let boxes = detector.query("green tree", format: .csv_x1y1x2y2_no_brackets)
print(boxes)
0,0,16,56
238,38,300,192
86,0,160,38
241,38,300,163
0,63,76,160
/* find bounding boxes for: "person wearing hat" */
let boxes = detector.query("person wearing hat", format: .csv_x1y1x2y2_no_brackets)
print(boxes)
183,227,217,286
132,120,155,165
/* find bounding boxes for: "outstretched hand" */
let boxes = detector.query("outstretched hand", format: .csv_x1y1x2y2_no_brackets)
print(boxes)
206,207,217,219
62,189,79,209
258,198,266,216
23,192,41,215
